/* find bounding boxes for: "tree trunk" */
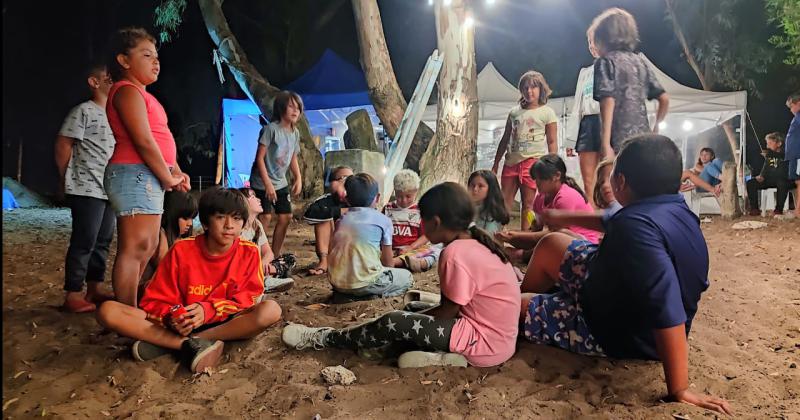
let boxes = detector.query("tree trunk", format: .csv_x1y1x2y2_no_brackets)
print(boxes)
719,161,742,218
198,0,323,198
418,0,478,193
351,0,434,172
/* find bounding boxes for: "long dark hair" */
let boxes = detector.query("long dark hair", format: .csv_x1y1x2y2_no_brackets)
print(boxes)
162,191,198,247
418,182,508,264
531,154,588,203
238,187,263,244
468,170,510,225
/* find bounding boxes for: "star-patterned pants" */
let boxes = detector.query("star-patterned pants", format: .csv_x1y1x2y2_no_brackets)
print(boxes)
325,310,455,352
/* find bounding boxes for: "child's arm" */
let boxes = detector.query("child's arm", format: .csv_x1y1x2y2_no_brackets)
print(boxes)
54,135,74,186
598,97,615,158
198,248,265,325
406,234,430,251
254,145,276,202
139,248,184,323
545,122,558,154
170,162,191,192
540,209,604,233
492,116,513,174
654,325,732,414
653,93,670,133
289,152,302,197
380,244,394,267
422,295,461,320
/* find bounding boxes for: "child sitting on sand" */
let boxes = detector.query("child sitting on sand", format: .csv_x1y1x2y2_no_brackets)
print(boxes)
384,169,440,273
303,166,354,275
519,134,730,415
282,182,520,368
327,173,413,299
468,170,510,235
96,188,282,373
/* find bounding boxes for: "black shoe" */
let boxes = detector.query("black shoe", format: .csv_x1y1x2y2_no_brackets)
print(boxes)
180,338,224,373
131,340,173,361
270,253,297,278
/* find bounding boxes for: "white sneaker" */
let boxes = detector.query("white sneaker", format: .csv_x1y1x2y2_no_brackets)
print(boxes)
281,324,333,350
264,277,294,293
397,351,468,368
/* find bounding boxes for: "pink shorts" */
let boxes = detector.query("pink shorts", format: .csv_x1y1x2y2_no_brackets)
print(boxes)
502,158,538,190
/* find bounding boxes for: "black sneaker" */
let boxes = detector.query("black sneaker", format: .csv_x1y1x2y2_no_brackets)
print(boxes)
131,340,173,361
180,338,224,373
270,253,297,278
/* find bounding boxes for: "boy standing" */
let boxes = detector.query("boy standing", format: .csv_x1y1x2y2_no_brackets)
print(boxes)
520,135,730,414
382,169,440,273
785,92,800,218
96,189,282,373
55,63,116,313
328,173,413,299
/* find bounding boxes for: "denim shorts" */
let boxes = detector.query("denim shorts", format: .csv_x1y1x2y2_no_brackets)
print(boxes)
104,163,165,216
334,268,414,298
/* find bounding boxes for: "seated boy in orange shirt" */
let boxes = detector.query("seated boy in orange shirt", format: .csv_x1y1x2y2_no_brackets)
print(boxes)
97,188,282,373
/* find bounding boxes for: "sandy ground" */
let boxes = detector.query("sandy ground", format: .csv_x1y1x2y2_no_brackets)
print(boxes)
2,207,799,419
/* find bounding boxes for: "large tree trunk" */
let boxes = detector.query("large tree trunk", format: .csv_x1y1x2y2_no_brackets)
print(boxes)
418,0,478,193
198,0,323,198
719,161,742,218
351,0,434,172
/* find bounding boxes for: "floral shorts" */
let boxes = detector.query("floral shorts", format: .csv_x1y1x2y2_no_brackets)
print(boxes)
522,239,605,356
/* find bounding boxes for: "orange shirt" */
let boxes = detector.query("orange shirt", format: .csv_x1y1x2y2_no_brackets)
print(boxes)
139,235,264,324
106,80,177,166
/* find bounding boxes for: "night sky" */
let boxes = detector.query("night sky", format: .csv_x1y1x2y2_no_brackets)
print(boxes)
2,0,796,195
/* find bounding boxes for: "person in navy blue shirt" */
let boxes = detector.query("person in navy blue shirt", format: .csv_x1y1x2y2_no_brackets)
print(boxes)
785,92,800,218
519,134,730,415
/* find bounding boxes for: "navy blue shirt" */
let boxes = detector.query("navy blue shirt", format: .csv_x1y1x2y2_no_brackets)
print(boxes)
580,194,709,360
785,113,800,161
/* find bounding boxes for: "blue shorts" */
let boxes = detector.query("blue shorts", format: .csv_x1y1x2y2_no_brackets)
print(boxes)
104,163,165,217
522,239,605,356
333,268,414,298
789,158,800,181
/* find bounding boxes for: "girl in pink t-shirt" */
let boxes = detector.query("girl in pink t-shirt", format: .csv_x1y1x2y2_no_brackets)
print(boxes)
281,183,520,368
103,28,189,306
496,154,600,263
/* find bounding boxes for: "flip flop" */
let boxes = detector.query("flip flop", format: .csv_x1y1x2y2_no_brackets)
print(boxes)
307,267,328,276
62,298,97,313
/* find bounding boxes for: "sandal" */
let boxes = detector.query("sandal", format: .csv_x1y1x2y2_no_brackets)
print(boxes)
307,266,328,276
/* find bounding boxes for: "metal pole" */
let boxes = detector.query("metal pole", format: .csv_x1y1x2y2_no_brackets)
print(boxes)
16,138,23,183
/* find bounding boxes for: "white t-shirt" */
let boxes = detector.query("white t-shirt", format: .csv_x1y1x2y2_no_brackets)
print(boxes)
58,100,116,199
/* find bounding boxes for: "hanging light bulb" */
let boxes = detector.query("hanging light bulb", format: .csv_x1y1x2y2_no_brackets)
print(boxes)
464,15,474,28
682,120,694,132
486,0,496,5
428,0,433,5
658,121,668,131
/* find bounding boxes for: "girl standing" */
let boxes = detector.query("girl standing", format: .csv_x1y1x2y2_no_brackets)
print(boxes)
467,170,509,235
492,71,558,230
281,183,520,368
104,27,189,306
567,41,602,208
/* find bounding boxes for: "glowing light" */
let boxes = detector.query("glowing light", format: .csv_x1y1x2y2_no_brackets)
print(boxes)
428,0,433,5
443,0,451,5
382,166,388,174
681,120,694,132
464,15,474,28
486,0,495,5
489,124,497,130
658,121,667,131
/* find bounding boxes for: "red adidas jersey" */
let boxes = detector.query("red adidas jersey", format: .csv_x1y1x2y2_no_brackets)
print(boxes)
139,235,264,325
382,201,423,249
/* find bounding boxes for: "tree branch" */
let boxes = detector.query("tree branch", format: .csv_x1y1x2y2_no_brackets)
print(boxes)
665,0,708,90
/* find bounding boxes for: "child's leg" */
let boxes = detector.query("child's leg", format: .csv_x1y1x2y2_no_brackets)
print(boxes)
195,300,281,341
325,311,454,352
507,230,549,249
500,176,520,218
257,212,272,236
775,179,789,212
520,185,537,231
64,196,107,302
96,301,185,349
112,215,161,306
310,221,333,272
86,201,116,301
272,213,292,256
579,151,599,208
520,232,575,293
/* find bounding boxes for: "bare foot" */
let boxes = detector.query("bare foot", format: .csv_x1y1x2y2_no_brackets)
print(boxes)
85,283,114,304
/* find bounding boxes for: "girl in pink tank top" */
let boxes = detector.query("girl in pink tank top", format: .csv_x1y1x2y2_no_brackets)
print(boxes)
102,27,190,307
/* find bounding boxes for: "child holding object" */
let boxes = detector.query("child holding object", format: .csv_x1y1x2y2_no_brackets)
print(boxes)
492,71,558,230
327,173,413,300
96,188,282,373
282,183,520,368
384,169,441,273
745,132,791,216
519,135,730,415
303,166,354,275
589,8,669,158
468,170,510,235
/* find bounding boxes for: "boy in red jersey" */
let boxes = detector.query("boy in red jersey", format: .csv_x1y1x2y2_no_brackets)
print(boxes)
97,188,282,373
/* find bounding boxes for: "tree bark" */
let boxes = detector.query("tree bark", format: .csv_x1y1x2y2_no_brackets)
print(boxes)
418,0,478,193
719,161,742,218
198,0,323,198
351,0,434,172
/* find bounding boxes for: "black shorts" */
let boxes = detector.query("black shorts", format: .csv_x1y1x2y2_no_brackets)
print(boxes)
303,194,343,224
254,187,292,215
575,114,601,153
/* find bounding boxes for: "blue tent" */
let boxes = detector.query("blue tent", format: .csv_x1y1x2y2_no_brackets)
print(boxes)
220,98,263,188
285,49,372,110
3,188,19,210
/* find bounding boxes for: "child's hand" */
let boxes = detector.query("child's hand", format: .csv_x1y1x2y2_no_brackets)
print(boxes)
291,177,302,197
494,230,515,243
672,389,732,415
183,303,205,330
713,184,722,197
161,174,184,192
265,184,278,203
601,144,615,160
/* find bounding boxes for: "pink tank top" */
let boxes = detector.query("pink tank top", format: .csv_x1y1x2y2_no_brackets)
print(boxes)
106,80,177,165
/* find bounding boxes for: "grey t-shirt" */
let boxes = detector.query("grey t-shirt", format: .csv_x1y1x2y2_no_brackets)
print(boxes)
58,100,116,200
249,122,300,191
593,51,665,151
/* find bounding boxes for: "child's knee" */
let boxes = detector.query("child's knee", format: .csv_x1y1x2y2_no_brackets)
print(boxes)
96,301,123,328
253,300,282,327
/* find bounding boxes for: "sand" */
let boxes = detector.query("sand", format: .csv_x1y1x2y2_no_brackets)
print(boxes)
2,207,799,418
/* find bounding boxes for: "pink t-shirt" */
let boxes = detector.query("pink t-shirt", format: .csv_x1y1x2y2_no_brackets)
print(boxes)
106,80,177,166
533,183,600,244
440,239,520,367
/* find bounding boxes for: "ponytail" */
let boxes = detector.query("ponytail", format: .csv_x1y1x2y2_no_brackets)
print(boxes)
468,225,509,264
564,176,588,203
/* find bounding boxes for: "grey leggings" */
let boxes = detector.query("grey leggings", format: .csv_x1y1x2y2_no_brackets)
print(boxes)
325,310,455,352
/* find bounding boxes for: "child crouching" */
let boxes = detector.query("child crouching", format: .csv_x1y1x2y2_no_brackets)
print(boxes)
96,188,282,373
328,173,413,299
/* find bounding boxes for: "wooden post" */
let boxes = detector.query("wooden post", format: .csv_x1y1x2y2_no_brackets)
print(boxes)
16,138,23,183
720,161,741,219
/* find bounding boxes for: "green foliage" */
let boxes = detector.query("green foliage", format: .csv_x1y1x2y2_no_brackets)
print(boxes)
666,0,776,97
765,0,800,66
154,0,188,44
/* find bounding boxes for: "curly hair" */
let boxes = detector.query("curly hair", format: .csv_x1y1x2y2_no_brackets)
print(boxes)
107,27,157,81
518,70,552,107
393,169,420,193
587,8,640,53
